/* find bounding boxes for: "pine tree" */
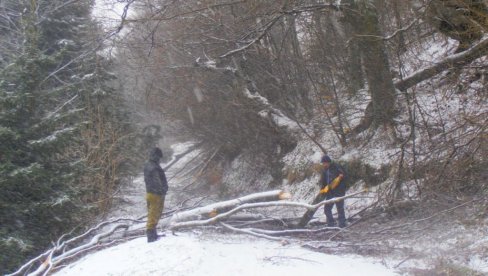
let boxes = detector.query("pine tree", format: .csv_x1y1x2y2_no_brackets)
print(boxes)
0,0,137,273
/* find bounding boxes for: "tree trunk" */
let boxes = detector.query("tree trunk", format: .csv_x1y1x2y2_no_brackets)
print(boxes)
169,190,291,227
339,11,365,96
392,0,407,53
344,0,397,128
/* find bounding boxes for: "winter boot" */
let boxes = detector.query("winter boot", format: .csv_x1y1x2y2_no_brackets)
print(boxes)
325,212,335,227
147,228,159,243
326,218,336,227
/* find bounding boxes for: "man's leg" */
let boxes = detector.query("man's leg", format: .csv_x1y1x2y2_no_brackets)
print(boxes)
146,193,163,242
323,194,336,226
155,196,165,237
336,200,346,228
155,196,165,226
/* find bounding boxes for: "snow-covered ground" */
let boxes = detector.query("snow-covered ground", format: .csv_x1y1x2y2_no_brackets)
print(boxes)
52,142,401,275
54,232,398,276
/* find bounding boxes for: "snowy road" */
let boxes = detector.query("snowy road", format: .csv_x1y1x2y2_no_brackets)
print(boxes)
54,232,398,276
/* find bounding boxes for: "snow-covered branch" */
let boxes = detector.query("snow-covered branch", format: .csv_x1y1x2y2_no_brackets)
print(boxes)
195,57,299,132
8,218,141,276
52,224,130,263
395,36,488,91
219,222,284,241
219,15,282,59
169,191,364,230
219,4,343,59
169,190,291,224
163,142,202,171
242,88,299,131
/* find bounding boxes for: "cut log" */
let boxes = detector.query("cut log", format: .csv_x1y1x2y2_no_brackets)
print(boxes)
169,190,291,226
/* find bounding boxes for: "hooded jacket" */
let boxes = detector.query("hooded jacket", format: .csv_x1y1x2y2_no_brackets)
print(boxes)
320,162,347,196
144,148,168,195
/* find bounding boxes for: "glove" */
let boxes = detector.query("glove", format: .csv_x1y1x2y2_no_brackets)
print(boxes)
319,175,343,194
319,186,330,194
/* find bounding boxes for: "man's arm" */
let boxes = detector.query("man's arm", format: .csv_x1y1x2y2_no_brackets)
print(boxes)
320,164,346,193
159,168,168,194
336,163,346,181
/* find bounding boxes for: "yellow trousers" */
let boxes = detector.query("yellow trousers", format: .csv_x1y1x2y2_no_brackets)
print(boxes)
146,193,165,230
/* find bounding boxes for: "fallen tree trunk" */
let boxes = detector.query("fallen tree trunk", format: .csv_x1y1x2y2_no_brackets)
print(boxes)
169,191,364,230
169,190,291,225
395,36,488,91
297,192,327,227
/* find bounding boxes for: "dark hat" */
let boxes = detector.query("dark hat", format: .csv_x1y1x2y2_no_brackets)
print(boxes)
149,147,163,160
321,155,331,163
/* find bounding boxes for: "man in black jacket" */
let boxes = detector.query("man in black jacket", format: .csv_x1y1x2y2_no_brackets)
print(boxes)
320,155,347,228
144,147,168,242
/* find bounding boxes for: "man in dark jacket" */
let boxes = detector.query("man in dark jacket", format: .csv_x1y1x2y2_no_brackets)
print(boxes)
144,147,168,242
319,155,347,228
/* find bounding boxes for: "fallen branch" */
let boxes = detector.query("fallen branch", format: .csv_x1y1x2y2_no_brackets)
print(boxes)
194,57,299,133
8,218,141,276
220,223,341,242
368,197,480,235
51,238,133,274
53,223,130,262
229,217,286,228
219,222,284,241
6,250,53,276
163,142,202,171
169,190,291,224
170,191,364,230
395,36,488,91
26,249,54,276
249,226,339,236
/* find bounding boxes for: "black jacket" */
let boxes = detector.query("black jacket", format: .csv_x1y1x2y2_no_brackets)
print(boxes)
320,162,347,196
144,153,168,195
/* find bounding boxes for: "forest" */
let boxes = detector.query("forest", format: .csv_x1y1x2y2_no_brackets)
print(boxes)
1,0,487,274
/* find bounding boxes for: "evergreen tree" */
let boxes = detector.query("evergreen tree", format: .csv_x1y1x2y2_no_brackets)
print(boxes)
0,0,137,273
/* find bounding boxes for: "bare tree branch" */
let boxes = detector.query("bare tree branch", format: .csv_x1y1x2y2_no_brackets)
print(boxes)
220,222,284,241
163,142,202,171
395,36,488,91
219,15,282,58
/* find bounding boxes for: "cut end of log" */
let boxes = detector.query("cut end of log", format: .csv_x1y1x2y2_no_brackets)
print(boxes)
278,191,292,200
208,209,218,217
